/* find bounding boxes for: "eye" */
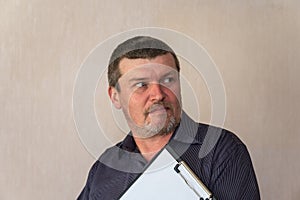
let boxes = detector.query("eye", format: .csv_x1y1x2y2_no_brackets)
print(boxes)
135,82,148,88
162,77,174,84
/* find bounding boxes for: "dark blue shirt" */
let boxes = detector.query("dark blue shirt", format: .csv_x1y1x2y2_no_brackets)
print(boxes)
78,112,260,200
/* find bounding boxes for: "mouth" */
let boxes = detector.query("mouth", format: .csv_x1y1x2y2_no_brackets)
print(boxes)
146,104,171,115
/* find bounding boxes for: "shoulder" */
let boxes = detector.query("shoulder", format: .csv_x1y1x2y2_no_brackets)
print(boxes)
199,123,245,146
195,123,249,161
198,125,261,199
88,159,101,178
213,126,247,157
178,112,245,151
197,124,256,180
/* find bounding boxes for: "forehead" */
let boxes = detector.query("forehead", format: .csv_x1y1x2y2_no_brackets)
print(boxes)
118,53,177,76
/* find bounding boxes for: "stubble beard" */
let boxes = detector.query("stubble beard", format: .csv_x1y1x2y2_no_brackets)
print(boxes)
139,115,178,138
130,104,180,139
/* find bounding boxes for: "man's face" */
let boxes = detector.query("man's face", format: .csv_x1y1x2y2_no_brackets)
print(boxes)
109,53,182,138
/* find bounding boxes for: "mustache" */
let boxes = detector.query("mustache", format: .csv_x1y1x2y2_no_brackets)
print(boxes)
144,102,173,115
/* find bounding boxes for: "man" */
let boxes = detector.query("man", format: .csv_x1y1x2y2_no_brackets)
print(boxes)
78,36,260,199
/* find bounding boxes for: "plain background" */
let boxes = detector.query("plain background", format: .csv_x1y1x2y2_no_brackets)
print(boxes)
1,0,299,199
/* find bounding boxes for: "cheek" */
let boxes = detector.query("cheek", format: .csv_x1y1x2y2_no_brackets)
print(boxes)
165,86,181,104
127,94,147,122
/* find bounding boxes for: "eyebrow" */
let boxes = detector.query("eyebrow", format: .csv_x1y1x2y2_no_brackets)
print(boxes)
128,77,150,83
162,71,178,77
128,70,178,82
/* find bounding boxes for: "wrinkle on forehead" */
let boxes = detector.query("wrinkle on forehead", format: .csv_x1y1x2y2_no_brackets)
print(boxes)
119,53,177,76
119,63,178,84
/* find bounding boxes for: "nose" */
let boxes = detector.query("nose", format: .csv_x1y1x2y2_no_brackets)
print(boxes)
149,83,165,101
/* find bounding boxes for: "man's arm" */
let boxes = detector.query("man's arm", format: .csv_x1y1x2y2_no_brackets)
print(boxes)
211,141,260,200
77,161,99,200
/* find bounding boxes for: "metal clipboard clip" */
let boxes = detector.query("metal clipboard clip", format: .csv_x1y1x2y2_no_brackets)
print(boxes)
174,161,217,200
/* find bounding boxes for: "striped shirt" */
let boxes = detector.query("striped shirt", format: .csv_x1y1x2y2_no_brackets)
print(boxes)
78,112,260,200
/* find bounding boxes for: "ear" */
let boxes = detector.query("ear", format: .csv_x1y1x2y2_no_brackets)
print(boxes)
108,86,122,109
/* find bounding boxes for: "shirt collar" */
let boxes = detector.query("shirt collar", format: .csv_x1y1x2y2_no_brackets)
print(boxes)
121,133,140,153
171,111,202,145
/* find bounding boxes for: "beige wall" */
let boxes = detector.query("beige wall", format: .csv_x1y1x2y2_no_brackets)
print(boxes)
1,0,299,199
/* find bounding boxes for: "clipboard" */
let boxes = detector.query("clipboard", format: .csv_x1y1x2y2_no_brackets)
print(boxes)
120,147,216,200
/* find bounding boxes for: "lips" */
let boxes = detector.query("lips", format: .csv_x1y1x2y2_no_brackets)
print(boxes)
147,103,171,114
149,105,166,113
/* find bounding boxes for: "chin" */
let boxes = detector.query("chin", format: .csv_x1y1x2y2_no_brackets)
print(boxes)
134,116,178,139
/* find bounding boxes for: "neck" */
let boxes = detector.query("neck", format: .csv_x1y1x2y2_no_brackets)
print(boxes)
133,133,173,162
